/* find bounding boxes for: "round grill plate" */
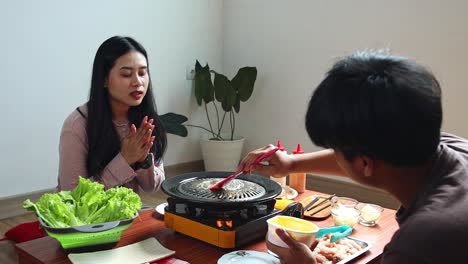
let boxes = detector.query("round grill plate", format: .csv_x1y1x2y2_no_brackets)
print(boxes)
178,178,266,202
162,171,282,205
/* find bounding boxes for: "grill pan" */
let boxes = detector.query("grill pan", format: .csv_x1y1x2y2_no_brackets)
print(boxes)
162,171,282,205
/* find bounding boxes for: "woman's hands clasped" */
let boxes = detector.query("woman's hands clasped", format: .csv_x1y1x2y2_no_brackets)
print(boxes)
121,116,155,165
239,144,293,178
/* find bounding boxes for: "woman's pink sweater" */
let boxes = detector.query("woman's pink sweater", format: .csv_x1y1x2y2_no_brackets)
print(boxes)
57,106,165,194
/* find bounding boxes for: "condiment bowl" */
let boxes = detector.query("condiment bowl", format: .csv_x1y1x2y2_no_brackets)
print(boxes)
331,206,360,227
355,203,384,226
266,215,319,248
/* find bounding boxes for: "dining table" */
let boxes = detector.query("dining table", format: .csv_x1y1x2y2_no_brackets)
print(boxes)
15,189,399,264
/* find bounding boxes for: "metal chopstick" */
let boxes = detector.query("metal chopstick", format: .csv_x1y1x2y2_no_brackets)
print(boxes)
303,196,320,211
306,194,336,212
308,203,332,216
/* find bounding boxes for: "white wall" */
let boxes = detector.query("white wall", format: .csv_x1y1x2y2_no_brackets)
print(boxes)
223,0,468,157
0,0,223,198
3,0,468,198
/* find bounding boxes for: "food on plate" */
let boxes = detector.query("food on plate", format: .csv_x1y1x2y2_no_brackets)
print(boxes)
23,176,142,227
313,234,364,264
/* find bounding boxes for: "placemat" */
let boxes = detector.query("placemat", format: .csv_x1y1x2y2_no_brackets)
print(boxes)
68,237,175,264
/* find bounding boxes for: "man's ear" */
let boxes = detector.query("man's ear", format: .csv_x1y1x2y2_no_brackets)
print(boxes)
360,156,374,177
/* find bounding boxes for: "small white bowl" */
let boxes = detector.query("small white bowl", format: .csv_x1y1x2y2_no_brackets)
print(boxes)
331,197,358,208
266,215,319,248
355,203,384,226
331,206,360,228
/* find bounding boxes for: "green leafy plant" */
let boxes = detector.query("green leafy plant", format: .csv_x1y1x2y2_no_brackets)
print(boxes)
161,60,257,141
159,112,189,137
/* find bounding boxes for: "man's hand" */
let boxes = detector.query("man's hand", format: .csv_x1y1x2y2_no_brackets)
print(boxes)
267,228,318,264
239,145,293,177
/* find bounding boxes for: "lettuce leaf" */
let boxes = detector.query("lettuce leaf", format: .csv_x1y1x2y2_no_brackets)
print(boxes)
23,176,142,228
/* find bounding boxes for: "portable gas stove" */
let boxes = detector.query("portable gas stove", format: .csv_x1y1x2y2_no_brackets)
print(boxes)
161,171,303,249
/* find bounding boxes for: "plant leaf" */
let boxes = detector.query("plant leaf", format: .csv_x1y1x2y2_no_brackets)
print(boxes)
159,112,188,124
234,94,240,113
195,63,214,104
195,60,203,72
221,84,237,112
159,113,188,137
232,67,257,102
194,71,204,106
194,62,213,105
221,99,230,112
166,124,188,137
214,73,230,102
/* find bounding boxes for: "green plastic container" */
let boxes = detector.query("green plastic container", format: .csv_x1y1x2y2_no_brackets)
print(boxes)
38,215,136,249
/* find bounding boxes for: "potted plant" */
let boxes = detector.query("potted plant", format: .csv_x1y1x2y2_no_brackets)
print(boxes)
161,60,257,171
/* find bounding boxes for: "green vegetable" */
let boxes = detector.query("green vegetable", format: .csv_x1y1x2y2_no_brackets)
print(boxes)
23,176,142,228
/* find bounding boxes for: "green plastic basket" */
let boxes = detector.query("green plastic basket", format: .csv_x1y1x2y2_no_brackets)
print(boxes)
38,215,136,249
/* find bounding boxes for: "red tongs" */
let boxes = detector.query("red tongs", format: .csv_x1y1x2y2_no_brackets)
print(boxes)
209,147,280,191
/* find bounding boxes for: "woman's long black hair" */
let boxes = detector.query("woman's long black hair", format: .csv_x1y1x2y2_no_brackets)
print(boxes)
86,36,167,177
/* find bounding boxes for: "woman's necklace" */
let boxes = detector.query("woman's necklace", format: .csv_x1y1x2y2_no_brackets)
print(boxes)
113,120,129,127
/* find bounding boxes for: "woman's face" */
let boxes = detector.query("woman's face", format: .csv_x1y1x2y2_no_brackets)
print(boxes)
106,51,149,111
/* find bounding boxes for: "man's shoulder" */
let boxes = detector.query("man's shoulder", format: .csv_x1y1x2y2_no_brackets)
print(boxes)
440,132,468,153
398,211,455,235
386,209,468,262
434,132,468,184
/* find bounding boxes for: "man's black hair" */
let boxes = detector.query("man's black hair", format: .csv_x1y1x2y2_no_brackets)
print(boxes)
306,51,442,166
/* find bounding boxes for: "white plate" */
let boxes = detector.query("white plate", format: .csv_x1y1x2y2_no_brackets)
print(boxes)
276,186,298,200
285,186,298,200
155,202,168,215
218,250,279,264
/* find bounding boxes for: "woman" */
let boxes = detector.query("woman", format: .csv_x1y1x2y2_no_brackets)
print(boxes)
58,36,167,193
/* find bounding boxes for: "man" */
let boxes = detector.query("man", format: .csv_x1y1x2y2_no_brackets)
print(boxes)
241,51,468,263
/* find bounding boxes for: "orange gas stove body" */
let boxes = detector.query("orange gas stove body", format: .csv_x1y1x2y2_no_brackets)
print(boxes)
163,199,303,248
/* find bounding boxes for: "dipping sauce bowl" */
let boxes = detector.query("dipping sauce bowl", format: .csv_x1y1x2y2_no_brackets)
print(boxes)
266,215,319,248
355,203,384,226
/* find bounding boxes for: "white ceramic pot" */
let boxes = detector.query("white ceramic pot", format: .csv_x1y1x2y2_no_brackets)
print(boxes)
200,134,245,172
